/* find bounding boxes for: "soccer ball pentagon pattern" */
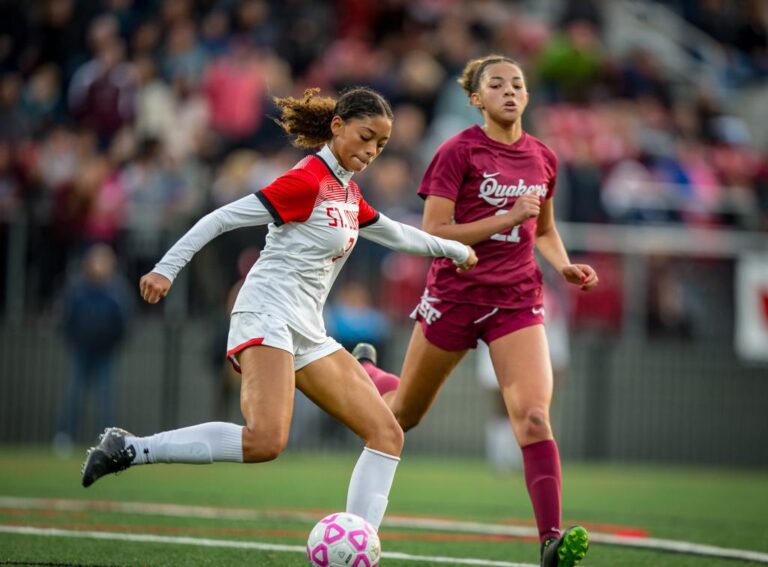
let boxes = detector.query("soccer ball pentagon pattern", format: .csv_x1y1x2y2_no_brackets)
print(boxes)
306,512,381,567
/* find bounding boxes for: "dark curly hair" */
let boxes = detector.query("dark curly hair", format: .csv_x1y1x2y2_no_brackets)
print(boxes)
458,54,522,96
273,87,393,149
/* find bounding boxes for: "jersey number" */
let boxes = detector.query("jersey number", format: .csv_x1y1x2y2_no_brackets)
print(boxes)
331,237,356,263
490,210,521,243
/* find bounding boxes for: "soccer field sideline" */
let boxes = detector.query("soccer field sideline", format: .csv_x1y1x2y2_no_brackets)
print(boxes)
3,497,767,564
1,525,534,567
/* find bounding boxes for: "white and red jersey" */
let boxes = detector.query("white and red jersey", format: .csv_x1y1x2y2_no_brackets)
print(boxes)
235,146,379,342
153,146,469,343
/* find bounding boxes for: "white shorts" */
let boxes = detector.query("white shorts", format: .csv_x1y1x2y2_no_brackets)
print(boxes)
226,312,343,373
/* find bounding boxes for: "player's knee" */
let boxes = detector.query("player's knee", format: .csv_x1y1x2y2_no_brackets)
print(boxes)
259,436,288,462
519,408,552,440
242,427,288,462
366,419,404,456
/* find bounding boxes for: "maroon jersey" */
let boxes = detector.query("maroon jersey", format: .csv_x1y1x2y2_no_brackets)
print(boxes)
419,125,557,309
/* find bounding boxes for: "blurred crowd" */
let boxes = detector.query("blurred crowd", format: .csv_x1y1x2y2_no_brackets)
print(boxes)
0,0,767,326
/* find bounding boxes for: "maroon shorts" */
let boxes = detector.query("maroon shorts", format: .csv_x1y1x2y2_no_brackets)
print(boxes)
410,289,544,351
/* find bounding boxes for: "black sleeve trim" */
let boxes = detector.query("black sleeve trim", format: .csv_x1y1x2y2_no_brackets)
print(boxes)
255,191,285,226
359,211,380,229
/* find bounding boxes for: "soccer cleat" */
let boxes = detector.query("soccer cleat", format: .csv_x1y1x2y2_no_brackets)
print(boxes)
81,427,136,488
352,342,377,366
540,526,589,567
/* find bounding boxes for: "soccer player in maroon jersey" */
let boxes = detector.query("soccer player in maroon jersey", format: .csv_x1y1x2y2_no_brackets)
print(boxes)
80,87,478,535
356,55,597,566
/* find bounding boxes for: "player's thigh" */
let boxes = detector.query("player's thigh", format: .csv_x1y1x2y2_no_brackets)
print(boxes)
296,348,403,454
488,324,553,418
392,324,467,429
238,345,296,432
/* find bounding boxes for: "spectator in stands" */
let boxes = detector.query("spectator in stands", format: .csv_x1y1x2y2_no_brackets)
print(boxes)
67,33,135,146
647,257,695,339
0,73,32,141
21,64,63,134
161,19,207,85
0,0,765,323
54,243,133,454
617,48,673,108
535,19,604,103
202,40,266,149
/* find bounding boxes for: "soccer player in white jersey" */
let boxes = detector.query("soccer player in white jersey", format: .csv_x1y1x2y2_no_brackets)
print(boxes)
80,87,478,533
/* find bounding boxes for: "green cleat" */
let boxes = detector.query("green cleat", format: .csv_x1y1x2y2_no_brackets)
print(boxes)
540,526,589,567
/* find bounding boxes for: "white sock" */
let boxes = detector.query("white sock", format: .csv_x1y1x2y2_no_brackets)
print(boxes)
126,422,243,464
346,447,400,530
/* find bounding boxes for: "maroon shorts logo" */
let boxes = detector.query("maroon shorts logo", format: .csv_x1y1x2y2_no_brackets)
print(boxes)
410,289,443,325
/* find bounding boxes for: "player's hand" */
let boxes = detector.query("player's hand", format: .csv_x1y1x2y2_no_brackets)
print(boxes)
509,194,540,225
139,272,172,303
561,264,599,291
455,246,478,272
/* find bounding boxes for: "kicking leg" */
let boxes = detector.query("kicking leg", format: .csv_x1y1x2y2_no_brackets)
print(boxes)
297,348,403,530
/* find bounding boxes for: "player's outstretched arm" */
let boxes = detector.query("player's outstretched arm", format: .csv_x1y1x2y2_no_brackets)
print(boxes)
359,213,477,272
145,194,274,298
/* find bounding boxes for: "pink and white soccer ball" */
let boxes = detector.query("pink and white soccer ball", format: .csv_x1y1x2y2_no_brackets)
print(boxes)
306,512,380,567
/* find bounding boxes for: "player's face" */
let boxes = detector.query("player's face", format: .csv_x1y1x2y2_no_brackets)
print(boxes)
330,114,392,173
471,62,529,125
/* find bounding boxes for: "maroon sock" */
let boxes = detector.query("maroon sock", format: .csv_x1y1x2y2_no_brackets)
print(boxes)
361,361,400,396
522,439,562,543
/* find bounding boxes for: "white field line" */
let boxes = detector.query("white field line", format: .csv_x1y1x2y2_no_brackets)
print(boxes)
0,525,534,567
2,497,767,564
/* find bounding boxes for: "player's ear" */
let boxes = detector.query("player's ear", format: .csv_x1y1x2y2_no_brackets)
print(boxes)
330,115,344,136
470,92,483,110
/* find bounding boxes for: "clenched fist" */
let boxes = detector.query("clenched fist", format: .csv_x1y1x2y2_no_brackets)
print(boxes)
139,272,172,304
509,194,540,225
561,264,599,291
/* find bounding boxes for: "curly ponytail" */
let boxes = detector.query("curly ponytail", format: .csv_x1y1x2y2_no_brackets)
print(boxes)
274,86,393,149
273,88,336,149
